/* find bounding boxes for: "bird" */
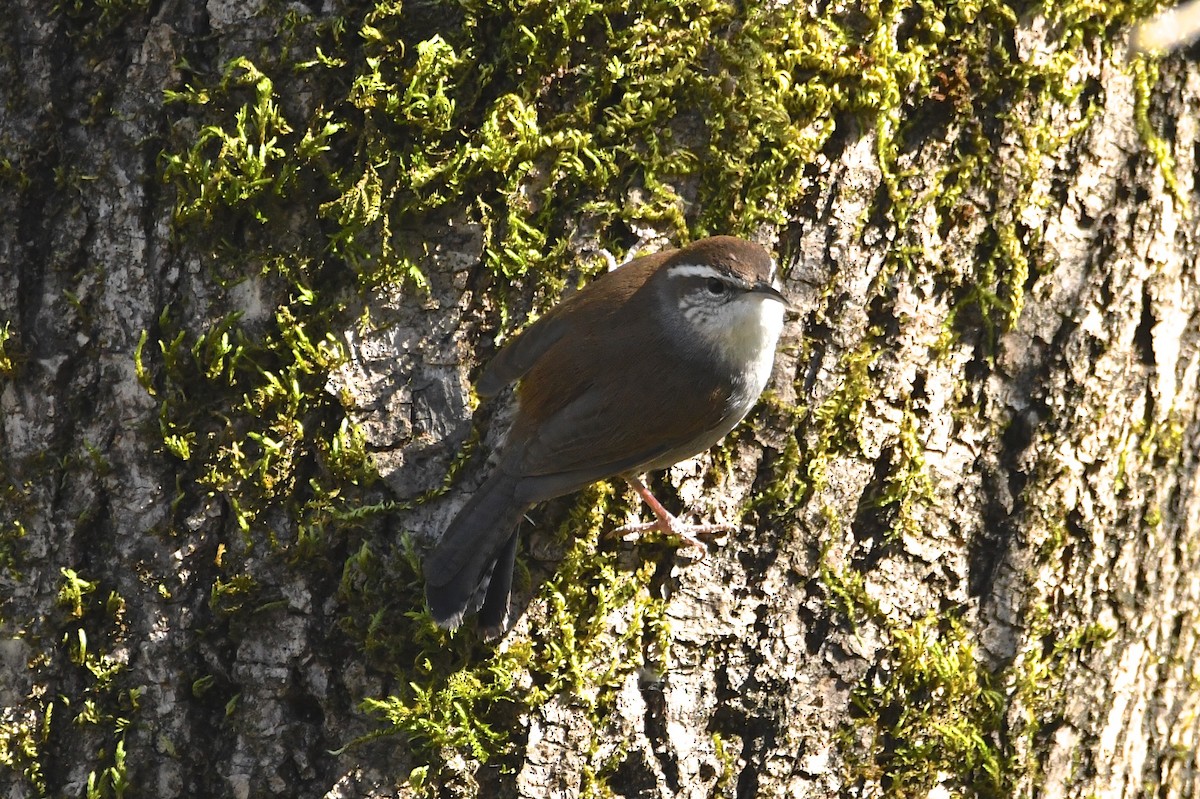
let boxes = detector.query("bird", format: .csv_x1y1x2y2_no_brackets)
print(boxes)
423,235,788,634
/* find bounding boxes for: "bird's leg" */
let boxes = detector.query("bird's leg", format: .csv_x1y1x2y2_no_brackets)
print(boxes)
613,475,734,549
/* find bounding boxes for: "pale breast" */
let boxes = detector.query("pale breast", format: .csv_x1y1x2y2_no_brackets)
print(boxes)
635,293,785,473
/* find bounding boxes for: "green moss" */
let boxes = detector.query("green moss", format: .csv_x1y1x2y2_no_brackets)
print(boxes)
827,569,1116,796
0,321,15,378
144,285,373,555
167,0,1085,311
818,540,882,633
0,520,26,579
2,570,137,798
828,478,1120,795
54,0,152,48
0,711,47,796
57,567,100,619
871,409,936,542
1005,608,1116,782
807,338,882,493
359,653,518,762
1131,57,1187,210
1141,412,1186,464
844,614,1008,797
0,158,32,192
740,392,807,528
1037,512,1069,562
711,731,739,795
163,57,317,227
0,454,35,586
85,737,129,799
208,573,260,616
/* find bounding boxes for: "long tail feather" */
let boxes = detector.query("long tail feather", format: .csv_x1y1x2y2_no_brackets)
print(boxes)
424,471,527,629
477,531,519,637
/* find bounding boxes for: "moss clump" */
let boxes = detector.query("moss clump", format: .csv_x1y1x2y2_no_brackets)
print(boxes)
827,443,1121,795
359,643,520,764
1004,607,1117,784
0,322,15,379
0,712,47,797
54,0,153,47
1131,57,1187,210
869,408,937,543
140,289,373,549
843,614,1008,797
339,485,668,790
807,338,884,491
0,520,26,580
1,569,138,798
163,57,326,229
824,567,1116,796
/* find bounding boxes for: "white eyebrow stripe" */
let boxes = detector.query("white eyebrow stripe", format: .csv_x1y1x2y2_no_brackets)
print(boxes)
666,263,729,281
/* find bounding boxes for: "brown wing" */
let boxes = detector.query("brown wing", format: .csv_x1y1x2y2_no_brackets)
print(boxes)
475,250,672,397
476,313,569,398
505,323,736,504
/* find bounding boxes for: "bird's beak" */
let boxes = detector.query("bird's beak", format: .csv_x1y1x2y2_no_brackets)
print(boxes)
753,281,791,309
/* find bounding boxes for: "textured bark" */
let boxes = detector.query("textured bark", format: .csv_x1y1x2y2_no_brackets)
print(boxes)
2,2,1200,799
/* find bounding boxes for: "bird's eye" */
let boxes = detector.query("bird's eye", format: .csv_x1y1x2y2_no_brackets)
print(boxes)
705,278,727,296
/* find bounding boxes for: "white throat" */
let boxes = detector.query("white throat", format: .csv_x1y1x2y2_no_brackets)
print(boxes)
682,291,784,399
725,294,785,397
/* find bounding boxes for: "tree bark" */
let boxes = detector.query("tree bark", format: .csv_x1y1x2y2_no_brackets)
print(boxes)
2,2,1199,798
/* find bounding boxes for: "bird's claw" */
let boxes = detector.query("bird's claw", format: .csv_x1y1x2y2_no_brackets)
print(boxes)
612,515,733,551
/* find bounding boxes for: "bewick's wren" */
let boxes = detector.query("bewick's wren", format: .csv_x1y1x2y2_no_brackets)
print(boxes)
424,236,788,633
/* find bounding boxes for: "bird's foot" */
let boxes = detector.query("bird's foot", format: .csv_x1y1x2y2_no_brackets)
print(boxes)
612,516,731,550
614,475,734,552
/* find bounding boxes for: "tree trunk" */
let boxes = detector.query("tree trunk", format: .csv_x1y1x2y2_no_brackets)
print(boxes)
2,2,1199,798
